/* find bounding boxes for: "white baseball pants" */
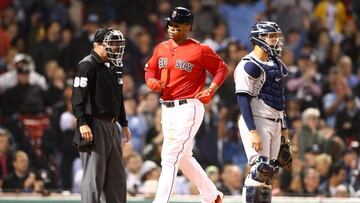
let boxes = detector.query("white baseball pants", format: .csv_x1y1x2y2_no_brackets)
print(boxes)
153,98,218,203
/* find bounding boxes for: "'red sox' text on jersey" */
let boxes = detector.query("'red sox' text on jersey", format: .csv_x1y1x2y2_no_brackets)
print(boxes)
145,38,227,100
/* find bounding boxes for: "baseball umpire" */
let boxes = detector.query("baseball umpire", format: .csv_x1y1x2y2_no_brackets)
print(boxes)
233,21,292,203
144,7,227,203
72,28,131,203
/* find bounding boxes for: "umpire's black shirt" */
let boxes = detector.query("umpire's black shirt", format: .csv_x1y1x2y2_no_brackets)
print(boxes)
71,50,128,127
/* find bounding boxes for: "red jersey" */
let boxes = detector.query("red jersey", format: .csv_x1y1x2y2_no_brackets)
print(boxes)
145,39,228,100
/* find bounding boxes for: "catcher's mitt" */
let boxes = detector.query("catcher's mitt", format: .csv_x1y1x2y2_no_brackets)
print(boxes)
277,136,292,167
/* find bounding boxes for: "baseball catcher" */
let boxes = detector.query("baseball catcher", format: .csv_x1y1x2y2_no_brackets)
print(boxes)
234,21,292,203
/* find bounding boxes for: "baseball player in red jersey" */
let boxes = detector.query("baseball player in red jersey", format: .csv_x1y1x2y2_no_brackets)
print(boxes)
144,7,227,203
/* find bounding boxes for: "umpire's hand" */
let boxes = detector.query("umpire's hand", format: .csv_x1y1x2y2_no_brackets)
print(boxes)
80,124,93,142
122,127,132,144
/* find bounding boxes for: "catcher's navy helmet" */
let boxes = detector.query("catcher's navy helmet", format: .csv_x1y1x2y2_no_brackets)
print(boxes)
250,21,283,57
164,7,193,25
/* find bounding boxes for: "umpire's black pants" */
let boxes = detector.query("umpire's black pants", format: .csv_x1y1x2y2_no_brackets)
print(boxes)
80,118,126,203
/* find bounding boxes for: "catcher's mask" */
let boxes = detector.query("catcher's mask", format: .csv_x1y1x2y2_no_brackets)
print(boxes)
103,29,125,67
250,21,283,57
94,28,126,67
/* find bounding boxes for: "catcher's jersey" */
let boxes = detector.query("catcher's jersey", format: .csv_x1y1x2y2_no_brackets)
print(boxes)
144,38,227,100
234,52,287,119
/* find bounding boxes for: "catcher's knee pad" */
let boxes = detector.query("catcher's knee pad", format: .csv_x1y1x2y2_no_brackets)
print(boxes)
242,185,272,203
249,156,279,184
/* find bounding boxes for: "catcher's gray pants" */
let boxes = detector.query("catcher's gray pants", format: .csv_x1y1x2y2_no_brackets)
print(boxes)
238,116,281,163
80,118,126,203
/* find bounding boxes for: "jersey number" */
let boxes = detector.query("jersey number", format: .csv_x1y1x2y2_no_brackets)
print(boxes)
74,77,88,88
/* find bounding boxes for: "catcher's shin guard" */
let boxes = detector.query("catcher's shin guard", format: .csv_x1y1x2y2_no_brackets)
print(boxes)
249,156,279,185
242,185,272,203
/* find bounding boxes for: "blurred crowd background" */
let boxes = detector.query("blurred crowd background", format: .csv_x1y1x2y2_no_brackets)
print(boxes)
0,0,360,199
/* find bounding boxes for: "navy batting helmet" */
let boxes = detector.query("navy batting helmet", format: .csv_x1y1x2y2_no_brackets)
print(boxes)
164,7,193,25
250,21,283,57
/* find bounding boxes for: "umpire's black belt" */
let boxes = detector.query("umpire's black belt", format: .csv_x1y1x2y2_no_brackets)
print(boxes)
94,115,117,123
160,99,187,108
